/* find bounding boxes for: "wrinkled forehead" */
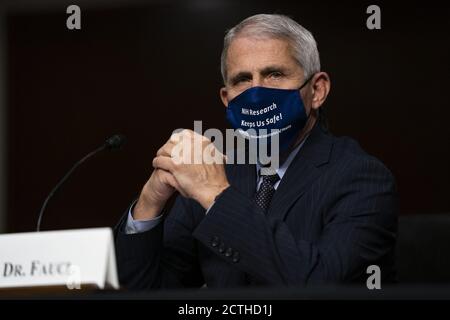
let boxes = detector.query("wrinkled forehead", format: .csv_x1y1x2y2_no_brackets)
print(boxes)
226,36,301,77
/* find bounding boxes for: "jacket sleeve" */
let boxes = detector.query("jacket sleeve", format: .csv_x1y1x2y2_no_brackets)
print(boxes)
192,157,398,286
114,196,205,290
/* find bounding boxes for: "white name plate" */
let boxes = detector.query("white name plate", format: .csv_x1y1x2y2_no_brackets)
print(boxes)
0,228,119,290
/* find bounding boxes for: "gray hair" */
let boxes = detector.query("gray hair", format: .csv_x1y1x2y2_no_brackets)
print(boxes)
220,14,321,84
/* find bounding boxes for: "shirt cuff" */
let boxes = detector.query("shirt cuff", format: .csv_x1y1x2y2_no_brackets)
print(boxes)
124,200,164,234
205,201,216,215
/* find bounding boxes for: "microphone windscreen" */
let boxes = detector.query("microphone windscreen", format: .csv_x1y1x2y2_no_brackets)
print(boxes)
105,134,127,150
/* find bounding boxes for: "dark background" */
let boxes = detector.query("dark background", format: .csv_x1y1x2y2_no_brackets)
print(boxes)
3,0,449,232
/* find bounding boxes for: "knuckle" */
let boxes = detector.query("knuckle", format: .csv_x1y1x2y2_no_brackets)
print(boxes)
170,132,181,142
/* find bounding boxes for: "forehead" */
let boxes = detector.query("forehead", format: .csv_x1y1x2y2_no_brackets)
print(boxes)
226,36,298,74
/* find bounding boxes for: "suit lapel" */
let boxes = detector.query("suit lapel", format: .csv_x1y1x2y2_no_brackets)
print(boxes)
268,124,333,221
226,162,257,198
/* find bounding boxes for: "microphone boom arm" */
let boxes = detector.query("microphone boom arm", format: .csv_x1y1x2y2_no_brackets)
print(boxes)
36,145,106,232
36,134,126,232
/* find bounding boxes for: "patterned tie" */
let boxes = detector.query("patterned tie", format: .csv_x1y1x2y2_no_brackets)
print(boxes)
254,172,280,213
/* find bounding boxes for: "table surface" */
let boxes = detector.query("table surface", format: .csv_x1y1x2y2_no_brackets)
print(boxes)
3,284,450,300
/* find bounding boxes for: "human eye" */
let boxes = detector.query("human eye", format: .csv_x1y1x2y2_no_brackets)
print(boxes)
269,71,284,80
232,76,251,86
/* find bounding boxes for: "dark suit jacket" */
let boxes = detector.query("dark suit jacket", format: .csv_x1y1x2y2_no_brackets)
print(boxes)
114,124,398,289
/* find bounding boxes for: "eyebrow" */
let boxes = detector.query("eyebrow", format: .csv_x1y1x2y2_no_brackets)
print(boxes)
229,71,252,85
228,65,290,84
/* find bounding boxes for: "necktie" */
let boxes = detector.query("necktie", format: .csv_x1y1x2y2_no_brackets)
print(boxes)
254,172,280,213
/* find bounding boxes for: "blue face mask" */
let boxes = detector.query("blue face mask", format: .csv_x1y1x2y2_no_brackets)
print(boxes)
226,77,312,155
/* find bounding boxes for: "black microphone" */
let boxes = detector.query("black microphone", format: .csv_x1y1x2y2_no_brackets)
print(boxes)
36,134,127,231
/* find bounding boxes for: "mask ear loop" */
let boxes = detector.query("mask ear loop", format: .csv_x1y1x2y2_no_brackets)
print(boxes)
302,74,326,128
298,74,314,90
294,73,317,145
298,74,315,118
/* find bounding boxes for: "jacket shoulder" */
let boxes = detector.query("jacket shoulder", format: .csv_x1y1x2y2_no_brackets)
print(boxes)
327,132,395,179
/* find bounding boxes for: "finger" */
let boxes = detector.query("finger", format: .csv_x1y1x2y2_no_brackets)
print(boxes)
158,169,178,190
153,156,175,172
159,170,188,197
161,134,192,162
157,129,190,157
157,141,175,157
160,170,177,189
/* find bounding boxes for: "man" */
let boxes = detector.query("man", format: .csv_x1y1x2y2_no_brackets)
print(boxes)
114,14,398,289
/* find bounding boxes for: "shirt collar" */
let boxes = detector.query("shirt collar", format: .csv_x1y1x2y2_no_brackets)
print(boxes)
256,135,309,180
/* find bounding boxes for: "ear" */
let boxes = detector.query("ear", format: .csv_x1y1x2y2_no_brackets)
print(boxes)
220,87,229,107
310,72,331,110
